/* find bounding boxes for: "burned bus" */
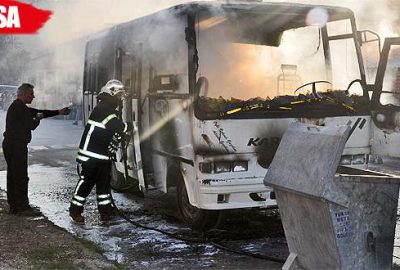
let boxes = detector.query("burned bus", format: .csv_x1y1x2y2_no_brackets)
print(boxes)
82,2,400,230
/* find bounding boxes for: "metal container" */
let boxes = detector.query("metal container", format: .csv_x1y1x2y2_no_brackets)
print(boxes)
264,122,400,270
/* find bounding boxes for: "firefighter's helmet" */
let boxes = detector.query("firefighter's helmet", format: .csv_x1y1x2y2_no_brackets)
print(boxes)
99,80,125,97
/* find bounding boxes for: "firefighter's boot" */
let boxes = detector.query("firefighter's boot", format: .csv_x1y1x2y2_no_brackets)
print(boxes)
69,206,85,224
99,206,119,222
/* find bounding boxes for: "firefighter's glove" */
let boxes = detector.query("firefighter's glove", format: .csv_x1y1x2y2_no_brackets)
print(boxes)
107,134,121,156
107,142,119,155
113,133,122,143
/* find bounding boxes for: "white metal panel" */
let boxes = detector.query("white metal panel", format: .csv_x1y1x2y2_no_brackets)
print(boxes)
371,122,400,157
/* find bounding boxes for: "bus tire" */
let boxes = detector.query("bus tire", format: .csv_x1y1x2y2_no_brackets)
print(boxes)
176,179,220,231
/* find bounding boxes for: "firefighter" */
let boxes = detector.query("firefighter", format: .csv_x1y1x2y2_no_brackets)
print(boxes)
3,83,70,216
69,79,132,223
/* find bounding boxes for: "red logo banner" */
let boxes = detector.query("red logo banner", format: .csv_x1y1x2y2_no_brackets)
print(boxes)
0,0,52,34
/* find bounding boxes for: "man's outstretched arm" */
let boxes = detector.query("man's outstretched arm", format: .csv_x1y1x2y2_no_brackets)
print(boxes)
29,107,71,119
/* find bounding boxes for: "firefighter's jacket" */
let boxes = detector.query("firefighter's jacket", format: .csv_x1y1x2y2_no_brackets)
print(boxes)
76,100,130,163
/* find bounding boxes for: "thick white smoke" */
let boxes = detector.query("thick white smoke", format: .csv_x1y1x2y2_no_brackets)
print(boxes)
269,0,399,37
9,0,400,108
28,0,211,47
16,0,208,109
24,0,398,48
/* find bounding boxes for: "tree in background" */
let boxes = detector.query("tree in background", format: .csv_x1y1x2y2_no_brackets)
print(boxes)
0,36,30,85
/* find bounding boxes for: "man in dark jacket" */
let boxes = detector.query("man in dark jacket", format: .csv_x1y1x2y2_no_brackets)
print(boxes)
3,83,70,216
69,80,132,223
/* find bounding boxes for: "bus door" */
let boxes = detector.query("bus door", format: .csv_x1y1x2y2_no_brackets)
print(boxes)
83,56,99,124
115,47,146,191
370,38,400,157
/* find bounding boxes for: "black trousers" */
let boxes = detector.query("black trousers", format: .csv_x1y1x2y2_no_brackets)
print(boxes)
70,161,113,214
2,139,30,211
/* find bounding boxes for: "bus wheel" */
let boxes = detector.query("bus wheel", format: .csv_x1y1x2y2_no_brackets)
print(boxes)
110,162,132,192
176,179,220,231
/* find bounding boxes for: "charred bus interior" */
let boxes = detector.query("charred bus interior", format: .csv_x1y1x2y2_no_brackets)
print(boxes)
191,4,374,120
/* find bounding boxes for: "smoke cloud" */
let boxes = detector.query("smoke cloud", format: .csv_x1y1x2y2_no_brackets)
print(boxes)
24,0,398,57
5,0,400,109
271,0,399,37
15,0,207,109
30,0,210,47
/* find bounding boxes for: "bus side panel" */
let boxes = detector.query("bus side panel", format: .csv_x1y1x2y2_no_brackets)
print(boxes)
149,98,194,192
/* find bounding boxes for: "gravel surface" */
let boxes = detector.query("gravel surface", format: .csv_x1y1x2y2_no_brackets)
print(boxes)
0,191,119,270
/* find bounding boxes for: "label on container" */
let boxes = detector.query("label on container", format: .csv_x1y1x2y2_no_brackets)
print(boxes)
334,210,354,239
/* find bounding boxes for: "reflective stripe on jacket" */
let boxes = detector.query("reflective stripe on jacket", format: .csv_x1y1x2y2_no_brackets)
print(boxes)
76,100,128,163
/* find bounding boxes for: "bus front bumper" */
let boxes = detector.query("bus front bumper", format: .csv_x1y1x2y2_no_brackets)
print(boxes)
197,178,277,210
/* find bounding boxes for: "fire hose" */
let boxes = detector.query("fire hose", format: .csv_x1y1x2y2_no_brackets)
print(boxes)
112,145,285,262
109,193,285,263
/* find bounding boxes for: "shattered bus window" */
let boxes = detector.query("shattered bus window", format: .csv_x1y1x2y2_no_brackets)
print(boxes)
197,22,327,100
195,12,365,119
381,46,400,106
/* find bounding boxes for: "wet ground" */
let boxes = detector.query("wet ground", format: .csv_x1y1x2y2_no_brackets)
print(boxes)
1,111,400,269
0,160,287,269
0,111,286,269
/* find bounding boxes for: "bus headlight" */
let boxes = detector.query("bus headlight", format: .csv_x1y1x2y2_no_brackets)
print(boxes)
199,162,212,173
340,155,351,165
214,161,231,173
233,161,248,172
200,160,249,174
351,154,366,165
339,154,366,165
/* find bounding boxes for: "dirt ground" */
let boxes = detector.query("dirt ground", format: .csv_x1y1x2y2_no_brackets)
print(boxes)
0,190,119,270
